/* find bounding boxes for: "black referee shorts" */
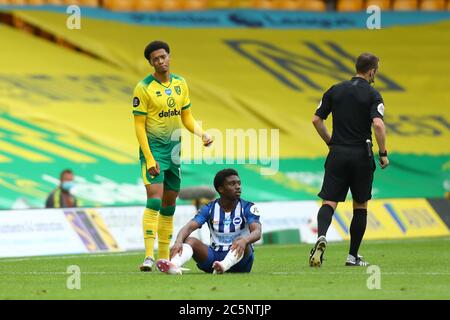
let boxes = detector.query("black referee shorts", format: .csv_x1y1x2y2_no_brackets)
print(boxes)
318,145,376,203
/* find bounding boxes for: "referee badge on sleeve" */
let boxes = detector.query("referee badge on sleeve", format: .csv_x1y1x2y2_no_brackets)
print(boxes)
133,97,140,108
377,103,384,116
317,100,322,110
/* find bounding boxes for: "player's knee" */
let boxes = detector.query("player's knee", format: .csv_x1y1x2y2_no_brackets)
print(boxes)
160,205,175,216
185,237,200,247
146,198,161,211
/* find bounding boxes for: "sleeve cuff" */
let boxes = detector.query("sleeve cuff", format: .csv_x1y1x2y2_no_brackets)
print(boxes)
133,111,147,116
182,103,191,110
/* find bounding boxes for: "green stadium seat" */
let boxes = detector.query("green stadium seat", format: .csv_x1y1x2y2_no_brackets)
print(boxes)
337,0,364,11
365,0,392,10
420,0,445,10
392,0,419,10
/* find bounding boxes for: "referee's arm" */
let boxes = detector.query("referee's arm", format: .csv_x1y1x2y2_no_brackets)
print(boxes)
312,115,331,146
312,87,333,146
371,91,389,169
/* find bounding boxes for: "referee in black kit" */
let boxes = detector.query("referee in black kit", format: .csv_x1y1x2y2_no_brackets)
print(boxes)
309,53,389,267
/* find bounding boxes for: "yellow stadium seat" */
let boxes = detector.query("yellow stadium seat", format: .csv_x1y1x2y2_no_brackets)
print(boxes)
7,0,27,4
184,0,208,9
27,0,46,5
392,0,418,10
160,0,184,10
208,0,233,8
278,0,302,9
135,0,159,11
63,0,81,5
337,0,364,11
46,0,64,4
230,0,254,8
80,0,100,6
299,0,326,11
365,0,392,10
254,0,280,9
103,0,135,11
420,0,445,10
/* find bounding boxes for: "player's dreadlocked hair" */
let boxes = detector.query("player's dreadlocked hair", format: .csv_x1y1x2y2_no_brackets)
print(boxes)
144,40,170,61
214,169,239,194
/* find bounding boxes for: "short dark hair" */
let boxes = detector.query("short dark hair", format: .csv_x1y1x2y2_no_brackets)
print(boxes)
355,53,379,74
144,41,170,61
60,169,73,180
213,169,239,193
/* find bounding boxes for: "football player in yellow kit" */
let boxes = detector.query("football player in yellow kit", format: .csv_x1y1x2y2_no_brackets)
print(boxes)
132,41,213,271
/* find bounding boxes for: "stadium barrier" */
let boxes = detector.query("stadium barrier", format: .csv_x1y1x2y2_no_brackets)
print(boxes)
1,198,448,258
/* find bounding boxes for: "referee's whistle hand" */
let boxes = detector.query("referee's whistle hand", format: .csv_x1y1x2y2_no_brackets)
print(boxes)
379,156,389,169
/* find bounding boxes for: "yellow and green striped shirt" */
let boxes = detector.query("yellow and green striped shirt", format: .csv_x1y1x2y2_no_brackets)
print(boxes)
132,73,191,146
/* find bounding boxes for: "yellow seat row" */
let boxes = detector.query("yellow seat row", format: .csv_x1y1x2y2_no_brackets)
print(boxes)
0,0,448,12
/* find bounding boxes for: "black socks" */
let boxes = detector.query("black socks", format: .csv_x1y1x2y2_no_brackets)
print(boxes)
317,204,335,237
349,209,368,257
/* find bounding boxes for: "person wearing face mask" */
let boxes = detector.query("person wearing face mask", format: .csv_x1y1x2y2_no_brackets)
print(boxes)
45,169,78,208
309,53,389,268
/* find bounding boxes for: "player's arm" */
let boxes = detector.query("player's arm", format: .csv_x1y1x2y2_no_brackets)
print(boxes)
313,87,333,146
181,108,213,147
231,222,262,258
134,115,159,176
170,220,201,259
132,83,160,176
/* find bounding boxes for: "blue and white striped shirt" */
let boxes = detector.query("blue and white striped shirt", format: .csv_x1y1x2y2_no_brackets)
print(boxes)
192,199,261,252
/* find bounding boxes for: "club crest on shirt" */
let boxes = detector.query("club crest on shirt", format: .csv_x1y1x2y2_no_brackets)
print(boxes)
133,97,140,107
167,97,176,108
233,217,242,225
175,85,181,95
156,91,162,97
165,88,172,96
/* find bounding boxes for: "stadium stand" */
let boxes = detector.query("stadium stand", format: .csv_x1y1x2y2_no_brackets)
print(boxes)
0,0,449,11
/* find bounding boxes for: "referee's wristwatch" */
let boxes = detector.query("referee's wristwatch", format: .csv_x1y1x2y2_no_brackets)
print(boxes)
379,150,388,157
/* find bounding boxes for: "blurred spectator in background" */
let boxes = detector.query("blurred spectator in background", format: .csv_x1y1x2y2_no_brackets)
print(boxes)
45,169,78,208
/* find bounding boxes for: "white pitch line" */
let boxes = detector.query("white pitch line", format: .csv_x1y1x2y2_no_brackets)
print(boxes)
270,272,450,276
0,252,142,263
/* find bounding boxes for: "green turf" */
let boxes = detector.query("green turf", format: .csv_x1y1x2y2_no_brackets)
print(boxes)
1,237,449,300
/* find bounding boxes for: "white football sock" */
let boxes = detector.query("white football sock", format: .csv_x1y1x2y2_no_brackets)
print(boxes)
219,249,244,272
171,243,193,267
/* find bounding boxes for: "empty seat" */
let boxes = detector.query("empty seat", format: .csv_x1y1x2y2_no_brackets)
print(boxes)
184,0,208,10
135,0,159,11
365,0,392,10
278,0,302,9
103,0,135,11
392,0,418,10
254,0,279,9
300,0,326,11
337,0,364,11
159,0,184,10
420,0,445,10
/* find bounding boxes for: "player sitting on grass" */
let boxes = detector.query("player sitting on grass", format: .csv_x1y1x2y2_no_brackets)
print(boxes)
156,169,262,275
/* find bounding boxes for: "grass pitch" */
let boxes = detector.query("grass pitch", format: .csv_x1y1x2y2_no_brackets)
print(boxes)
1,237,449,300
